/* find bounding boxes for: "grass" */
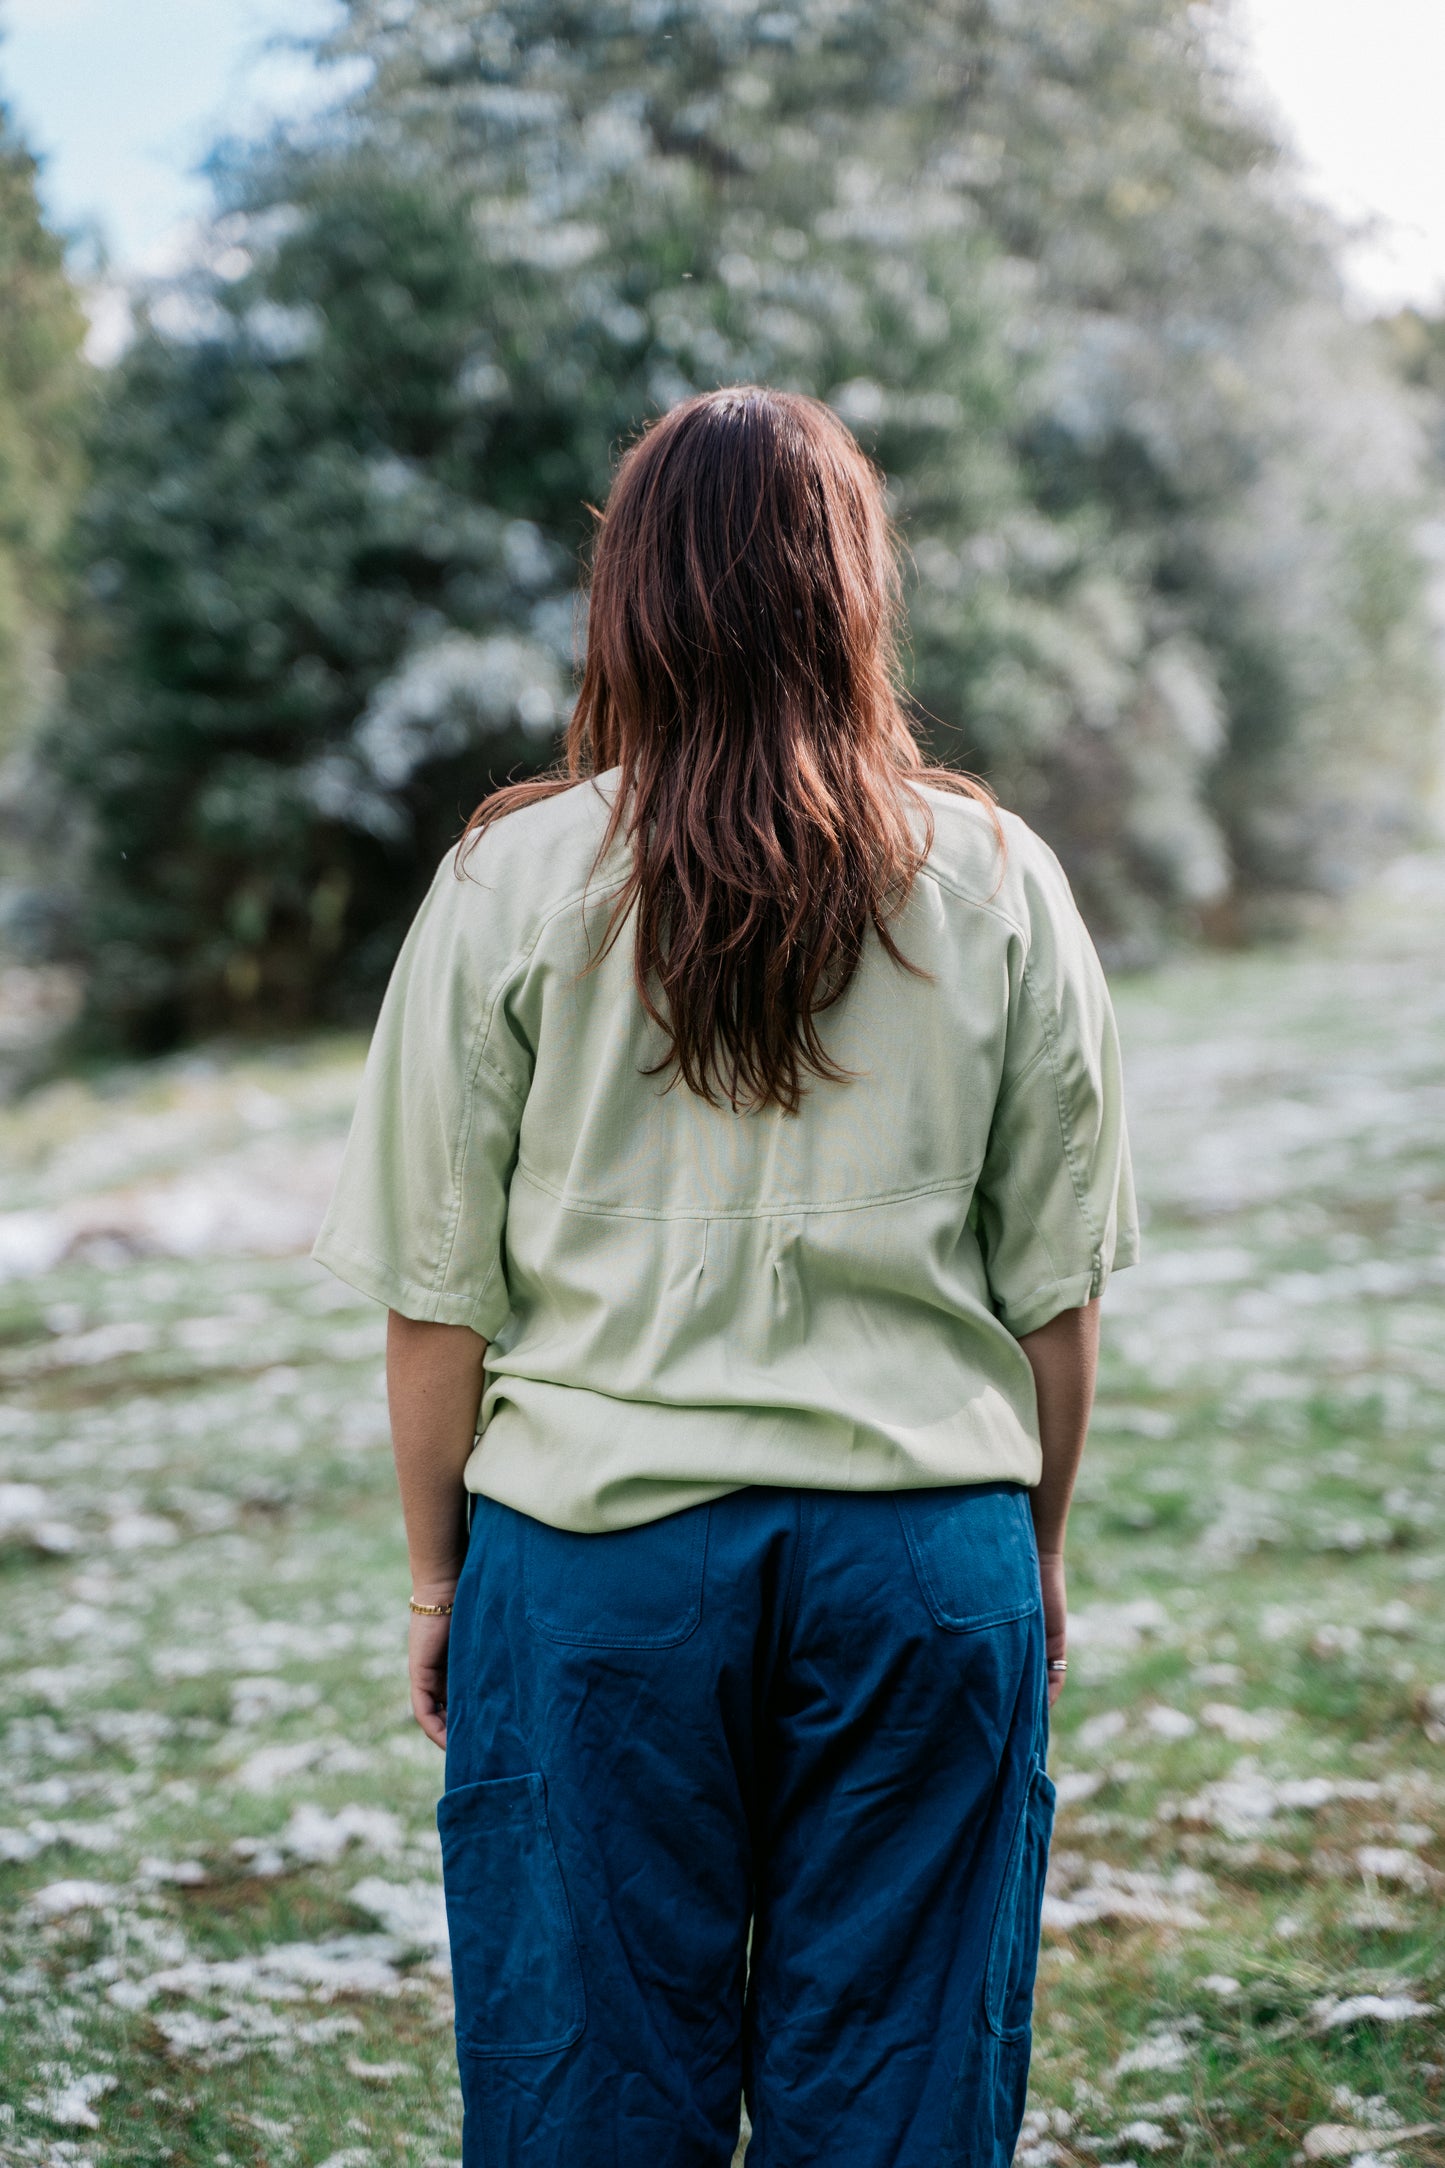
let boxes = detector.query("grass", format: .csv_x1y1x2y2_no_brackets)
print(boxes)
1,858,1443,2166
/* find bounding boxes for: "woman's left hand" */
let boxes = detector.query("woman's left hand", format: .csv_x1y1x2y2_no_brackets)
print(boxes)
1037,1549,1068,1708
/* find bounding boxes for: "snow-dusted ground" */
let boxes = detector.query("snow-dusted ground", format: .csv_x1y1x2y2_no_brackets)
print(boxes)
0,865,1442,2167
0,1040,357,1284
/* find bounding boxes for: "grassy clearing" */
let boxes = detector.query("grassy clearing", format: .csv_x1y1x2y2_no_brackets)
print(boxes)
1,862,1443,2166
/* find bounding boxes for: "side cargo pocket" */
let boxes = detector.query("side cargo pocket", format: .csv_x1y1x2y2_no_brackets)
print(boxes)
438,1772,586,2059
983,1757,1056,2041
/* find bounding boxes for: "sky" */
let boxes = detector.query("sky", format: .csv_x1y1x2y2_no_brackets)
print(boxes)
2,0,1445,314
0,0,346,275
1236,0,1445,312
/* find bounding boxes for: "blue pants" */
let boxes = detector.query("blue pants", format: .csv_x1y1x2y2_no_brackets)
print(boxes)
440,1482,1054,2166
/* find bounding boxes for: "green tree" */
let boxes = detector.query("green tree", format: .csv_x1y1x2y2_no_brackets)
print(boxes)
956,0,1439,926
0,95,87,773
47,168,560,1039
321,0,1440,933
38,0,1439,1045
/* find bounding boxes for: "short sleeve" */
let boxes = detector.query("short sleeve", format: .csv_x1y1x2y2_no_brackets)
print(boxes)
974,840,1139,1338
311,850,533,1339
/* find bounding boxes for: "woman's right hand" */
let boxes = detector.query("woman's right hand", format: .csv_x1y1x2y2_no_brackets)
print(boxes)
409,1600,456,1749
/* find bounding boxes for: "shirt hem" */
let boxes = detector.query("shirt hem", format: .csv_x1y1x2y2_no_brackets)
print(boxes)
310,1230,503,1337
998,1265,1103,1338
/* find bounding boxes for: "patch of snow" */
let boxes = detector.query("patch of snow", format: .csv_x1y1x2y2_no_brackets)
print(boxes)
345,2058,413,2086
232,1740,327,1791
349,1876,449,1956
1200,1702,1283,1743
1143,1705,1197,1741
1311,1994,1437,2031
1115,2122,1174,2152
1110,2029,1194,2078
0,1483,81,1555
280,1802,404,1865
229,1676,322,1727
107,1512,181,1550
138,1857,209,1886
1177,1765,1374,1836
1304,2127,1439,2162
1356,1845,1431,1890
1345,1897,1411,1932
25,2071,117,2131
1053,1771,1107,1809
1067,1600,1170,1651
0,1208,70,1278
1076,1710,1129,1752
1044,1865,1211,1935
28,1879,120,1917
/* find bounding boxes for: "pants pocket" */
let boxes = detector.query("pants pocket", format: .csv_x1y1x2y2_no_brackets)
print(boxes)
895,1483,1041,1633
523,1501,710,1648
984,1756,1056,2040
438,1772,586,2058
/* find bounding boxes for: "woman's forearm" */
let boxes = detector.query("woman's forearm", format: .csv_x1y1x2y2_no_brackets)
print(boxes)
1017,1296,1100,1558
385,1312,488,1599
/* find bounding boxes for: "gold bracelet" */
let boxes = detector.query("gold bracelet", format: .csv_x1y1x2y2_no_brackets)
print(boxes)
409,1597,455,1616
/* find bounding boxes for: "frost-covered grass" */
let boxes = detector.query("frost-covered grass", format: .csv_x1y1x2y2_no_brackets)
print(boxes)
1,861,1443,2167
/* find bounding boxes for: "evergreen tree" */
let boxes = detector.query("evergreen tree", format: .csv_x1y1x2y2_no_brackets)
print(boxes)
0,95,87,774
47,168,550,1038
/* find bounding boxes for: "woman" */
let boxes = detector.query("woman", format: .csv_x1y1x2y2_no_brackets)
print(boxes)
314,387,1136,2167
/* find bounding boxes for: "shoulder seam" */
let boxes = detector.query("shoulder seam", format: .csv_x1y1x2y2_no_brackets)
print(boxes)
452,840,631,1000
915,860,1029,944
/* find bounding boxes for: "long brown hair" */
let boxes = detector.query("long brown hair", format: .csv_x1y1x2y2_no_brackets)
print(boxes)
463,386,998,1113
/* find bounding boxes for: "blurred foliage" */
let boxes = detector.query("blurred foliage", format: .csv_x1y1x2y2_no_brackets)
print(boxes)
0,98,88,776
1382,308,1445,465
31,0,1442,1046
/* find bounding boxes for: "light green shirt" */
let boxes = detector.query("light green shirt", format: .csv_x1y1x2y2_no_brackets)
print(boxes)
313,774,1138,1531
